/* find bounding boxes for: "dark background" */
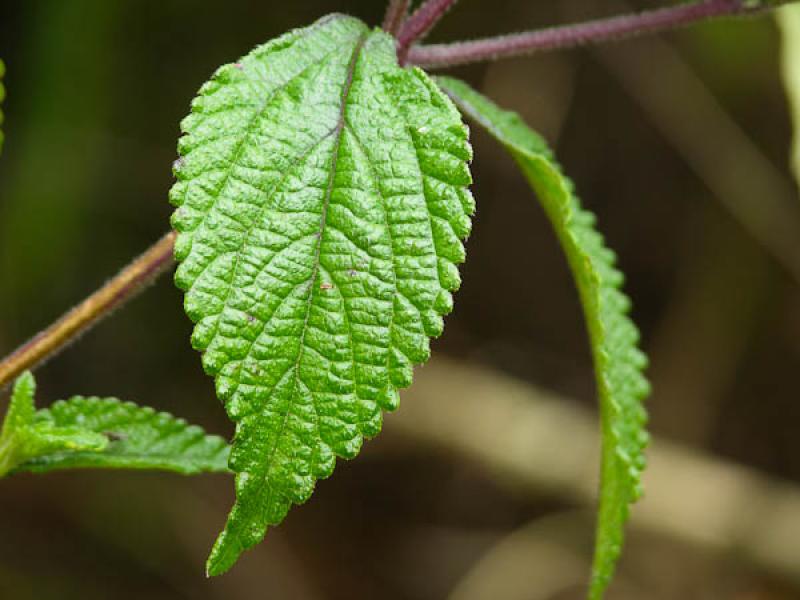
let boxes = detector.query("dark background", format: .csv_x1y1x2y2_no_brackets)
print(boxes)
2,1,800,598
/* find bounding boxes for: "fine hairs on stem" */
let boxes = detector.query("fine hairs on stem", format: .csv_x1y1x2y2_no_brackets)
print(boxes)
0,232,177,390
0,0,791,388
396,0,460,64
406,0,776,69
383,0,412,36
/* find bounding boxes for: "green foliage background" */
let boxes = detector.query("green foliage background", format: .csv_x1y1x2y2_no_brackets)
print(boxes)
0,1,797,599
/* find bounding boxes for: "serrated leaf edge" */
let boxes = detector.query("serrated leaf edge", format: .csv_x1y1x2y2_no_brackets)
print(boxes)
436,76,649,600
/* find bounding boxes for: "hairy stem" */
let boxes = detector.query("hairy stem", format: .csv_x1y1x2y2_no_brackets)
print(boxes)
0,232,176,390
397,0,460,64
383,0,412,36
408,0,781,69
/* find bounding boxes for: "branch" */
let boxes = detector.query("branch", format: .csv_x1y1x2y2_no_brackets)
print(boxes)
407,0,781,69
383,0,412,36
389,357,800,583
397,0,460,64
0,232,176,390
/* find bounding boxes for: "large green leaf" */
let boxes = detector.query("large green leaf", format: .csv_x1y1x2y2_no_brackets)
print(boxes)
437,77,649,600
170,14,473,575
1,372,230,477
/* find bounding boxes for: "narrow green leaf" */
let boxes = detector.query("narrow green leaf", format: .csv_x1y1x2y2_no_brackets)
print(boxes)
436,77,649,600
170,14,473,575
17,397,230,475
779,3,800,184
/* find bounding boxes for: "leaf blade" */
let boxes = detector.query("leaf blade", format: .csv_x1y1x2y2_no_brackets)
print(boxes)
436,76,649,600
1,372,229,477
2,370,35,435
171,15,473,575
16,396,230,475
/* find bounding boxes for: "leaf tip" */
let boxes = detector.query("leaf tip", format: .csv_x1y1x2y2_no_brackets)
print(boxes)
4,371,37,433
206,531,240,577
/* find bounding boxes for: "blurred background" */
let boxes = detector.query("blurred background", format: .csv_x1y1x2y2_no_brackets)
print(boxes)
1,0,800,598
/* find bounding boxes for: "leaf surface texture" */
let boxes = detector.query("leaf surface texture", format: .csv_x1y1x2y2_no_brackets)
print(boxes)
18,396,230,475
169,14,473,574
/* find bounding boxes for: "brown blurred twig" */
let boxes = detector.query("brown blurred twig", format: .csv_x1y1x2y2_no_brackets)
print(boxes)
390,357,800,583
646,210,770,445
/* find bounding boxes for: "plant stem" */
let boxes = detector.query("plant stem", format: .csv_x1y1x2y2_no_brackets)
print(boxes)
407,0,777,69
0,231,177,390
383,0,412,36
397,0,460,64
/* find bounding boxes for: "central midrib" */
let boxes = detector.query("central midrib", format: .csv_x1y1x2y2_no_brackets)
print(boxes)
238,31,371,534
293,30,369,388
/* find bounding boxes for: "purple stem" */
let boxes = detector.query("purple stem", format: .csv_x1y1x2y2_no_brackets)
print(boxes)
397,0,460,64
407,0,770,69
383,0,412,36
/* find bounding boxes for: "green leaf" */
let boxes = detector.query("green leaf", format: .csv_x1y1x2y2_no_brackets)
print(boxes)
2,370,36,433
170,14,473,575
779,3,800,185
0,373,109,477
17,396,230,475
1,372,230,477
436,77,649,600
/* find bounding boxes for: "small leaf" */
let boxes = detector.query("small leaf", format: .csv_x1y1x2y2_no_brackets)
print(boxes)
1,372,230,477
170,14,473,575
0,372,108,477
17,397,230,475
436,77,649,600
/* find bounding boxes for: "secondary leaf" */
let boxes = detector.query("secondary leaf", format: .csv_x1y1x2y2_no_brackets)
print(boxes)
18,396,230,475
437,77,649,600
170,14,473,575
1,372,230,477
0,372,108,477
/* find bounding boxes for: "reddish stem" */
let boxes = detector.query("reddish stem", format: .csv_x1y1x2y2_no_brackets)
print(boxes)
407,0,771,69
397,0,460,64
383,0,412,36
